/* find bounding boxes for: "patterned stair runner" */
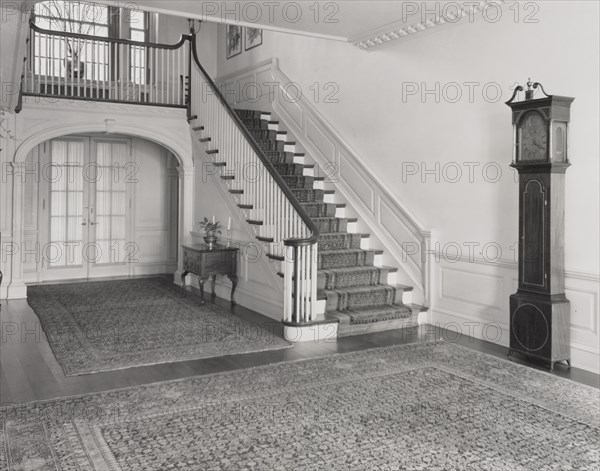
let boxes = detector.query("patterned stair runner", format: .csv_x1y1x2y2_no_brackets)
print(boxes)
233,109,414,326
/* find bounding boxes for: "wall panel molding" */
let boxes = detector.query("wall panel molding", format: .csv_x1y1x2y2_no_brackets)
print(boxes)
431,256,600,373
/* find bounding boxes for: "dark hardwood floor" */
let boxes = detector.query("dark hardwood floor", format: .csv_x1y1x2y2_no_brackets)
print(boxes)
1,283,598,405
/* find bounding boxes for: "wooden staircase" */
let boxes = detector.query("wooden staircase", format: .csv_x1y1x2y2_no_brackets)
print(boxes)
195,109,427,337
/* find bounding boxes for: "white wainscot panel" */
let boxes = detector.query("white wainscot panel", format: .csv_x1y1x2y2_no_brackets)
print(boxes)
136,231,169,264
566,282,599,348
305,117,335,162
22,232,39,274
277,96,303,130
440,265,505,318
379,198,420,269
339,152,375,214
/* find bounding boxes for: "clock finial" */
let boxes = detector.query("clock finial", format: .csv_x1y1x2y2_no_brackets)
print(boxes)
525,78,534,100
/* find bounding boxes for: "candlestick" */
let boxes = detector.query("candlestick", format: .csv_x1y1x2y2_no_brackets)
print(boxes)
212,215,215,224
227,217,231,231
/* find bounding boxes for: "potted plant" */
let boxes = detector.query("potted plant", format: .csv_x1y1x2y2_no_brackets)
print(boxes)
195,217,222,249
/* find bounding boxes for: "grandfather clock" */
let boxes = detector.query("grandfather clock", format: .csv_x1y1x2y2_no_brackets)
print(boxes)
506,80,574,371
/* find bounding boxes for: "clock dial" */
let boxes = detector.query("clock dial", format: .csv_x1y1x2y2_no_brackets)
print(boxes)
519,112,548,161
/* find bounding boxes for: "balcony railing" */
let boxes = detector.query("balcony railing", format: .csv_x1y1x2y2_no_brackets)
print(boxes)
22,23,192,107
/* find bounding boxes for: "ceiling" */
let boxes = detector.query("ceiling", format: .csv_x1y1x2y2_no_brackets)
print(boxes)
94,1,507,48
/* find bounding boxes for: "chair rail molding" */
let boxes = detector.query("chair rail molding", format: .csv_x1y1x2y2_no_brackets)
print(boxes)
218,58,433,305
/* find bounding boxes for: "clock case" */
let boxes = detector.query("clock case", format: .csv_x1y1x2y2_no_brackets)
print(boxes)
506,86,575,370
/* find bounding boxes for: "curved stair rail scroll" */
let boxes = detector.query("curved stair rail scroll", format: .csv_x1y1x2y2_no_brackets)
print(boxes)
23,22,192,107
188,38,320,325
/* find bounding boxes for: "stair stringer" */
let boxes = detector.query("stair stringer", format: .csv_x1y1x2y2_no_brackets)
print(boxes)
191,135,286,321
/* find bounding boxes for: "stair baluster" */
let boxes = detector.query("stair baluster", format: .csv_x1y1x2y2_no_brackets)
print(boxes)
188,38,319,325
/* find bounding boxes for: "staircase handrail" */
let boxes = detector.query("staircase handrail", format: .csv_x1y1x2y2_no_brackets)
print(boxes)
189,36,319,248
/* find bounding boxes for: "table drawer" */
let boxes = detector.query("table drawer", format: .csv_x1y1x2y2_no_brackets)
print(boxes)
183,249,236,276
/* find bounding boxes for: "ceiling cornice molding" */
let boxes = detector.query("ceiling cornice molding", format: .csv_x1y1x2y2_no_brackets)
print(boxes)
94,1,348,42
350,0,512,52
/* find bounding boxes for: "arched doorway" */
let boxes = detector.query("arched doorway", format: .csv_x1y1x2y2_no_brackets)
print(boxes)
22,133,180,282
5,111,194,298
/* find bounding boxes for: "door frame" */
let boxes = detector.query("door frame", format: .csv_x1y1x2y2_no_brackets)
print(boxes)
38,135,134,282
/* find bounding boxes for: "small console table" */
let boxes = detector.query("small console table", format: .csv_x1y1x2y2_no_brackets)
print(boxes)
181,244,238,305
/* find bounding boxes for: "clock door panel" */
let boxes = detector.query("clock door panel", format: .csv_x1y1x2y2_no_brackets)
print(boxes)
521,179,546,290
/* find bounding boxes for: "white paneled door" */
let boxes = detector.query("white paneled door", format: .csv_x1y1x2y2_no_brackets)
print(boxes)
41,137,132,281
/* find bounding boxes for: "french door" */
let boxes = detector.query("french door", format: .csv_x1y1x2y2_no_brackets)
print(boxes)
40,137,132,281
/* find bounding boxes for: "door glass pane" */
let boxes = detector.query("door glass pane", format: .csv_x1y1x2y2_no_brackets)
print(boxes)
49,140,84,267
95,142,128,264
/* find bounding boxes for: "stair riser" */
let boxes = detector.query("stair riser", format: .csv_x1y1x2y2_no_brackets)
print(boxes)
319,234,363,251
318,268,390,290
302,203,337,218
257,140,286,152
314,218,348,233
336,312,420,338
318,251,374,270
250,129,277,141
272,164,304,176
325,287,404,311
283,176,314,189
264,151,296,164
292,190,324,203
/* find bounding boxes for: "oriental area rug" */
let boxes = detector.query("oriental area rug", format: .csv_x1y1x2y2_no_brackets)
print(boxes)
2,342,599,470
27,277,290,376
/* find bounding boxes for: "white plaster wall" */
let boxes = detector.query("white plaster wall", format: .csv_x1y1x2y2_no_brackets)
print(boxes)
214,1,600,371
158,13,218,78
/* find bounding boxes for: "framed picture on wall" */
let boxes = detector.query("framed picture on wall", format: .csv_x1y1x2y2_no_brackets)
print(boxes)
226,25,242,59
245,27,263,51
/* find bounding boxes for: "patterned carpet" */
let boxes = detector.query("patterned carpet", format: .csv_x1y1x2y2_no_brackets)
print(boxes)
2,342,598,470
27,278,291,376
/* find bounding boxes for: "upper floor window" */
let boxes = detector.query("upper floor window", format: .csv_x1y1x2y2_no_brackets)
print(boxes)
129,10,148,42
34,1,112,37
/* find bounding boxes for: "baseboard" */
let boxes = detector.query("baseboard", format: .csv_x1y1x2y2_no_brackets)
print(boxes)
181,272,283,322
132,263,178,276
5,281,28,300
431,307,600,374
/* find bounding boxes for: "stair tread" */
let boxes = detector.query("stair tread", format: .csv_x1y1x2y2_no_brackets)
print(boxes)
323,284,408,295
409,303,429,312
319,248,377,255
319,232,364,238
319,266,391,274
328,305,413,325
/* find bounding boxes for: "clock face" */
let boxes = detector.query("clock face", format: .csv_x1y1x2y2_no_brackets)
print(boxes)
519,112,548,161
